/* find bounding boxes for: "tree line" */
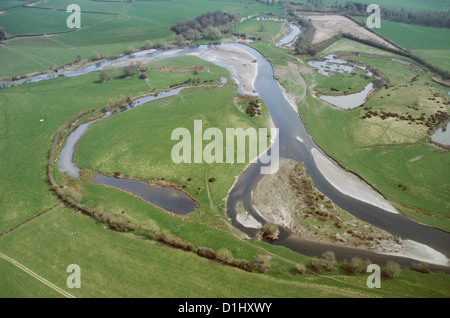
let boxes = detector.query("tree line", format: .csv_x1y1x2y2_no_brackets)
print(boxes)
171,10,241,44
284,1,450,29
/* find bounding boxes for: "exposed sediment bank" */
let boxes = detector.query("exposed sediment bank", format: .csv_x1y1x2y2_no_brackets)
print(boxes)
311,148,398,214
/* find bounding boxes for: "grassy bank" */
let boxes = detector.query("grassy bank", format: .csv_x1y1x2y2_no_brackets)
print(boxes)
299,52,450,231
2,204,449,298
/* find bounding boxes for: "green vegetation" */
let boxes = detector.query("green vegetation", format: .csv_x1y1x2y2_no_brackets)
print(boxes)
285,1,450,28
0,0,283,77
371,20,450,73
312,68,372,95
300,54,450,231
288,0,449,12
2,204,449,297
74,85,270,217
1,0,449,299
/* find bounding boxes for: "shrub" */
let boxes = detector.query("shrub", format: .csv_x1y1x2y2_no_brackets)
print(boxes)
196,247,217,260
126,46,135,55
341,257,370,274
144,40,153,50
109,221,128,232
232,259,253,272
217,248,234,264
122,65,137,77
99,71,108,83
410,262,430,274
294,263,307,275
310,257,324,273
261,222,279,240
145,220,161,239
139,73,148,80
91,51,101,61
382,261,401,278
310,251,337,272
252,255,271,273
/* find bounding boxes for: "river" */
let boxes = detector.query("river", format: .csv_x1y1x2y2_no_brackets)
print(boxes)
17,35,449,269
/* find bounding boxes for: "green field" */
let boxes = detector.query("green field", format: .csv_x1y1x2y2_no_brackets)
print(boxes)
75,81,270,218
350,18,450,73
0,7,114,35
1,0,450,299
288,0,450,11
3,52,447,298
3,203,449,298
299,52,450,231
312,68,372,95
0,0,284,77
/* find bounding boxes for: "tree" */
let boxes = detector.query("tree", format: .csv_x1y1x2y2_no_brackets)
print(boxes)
126,46,135,55
144,40,153,50
259,23,265,32
204,26,222,40
99,71,108,83
261,222,279,240
184,29,201,41
333,0,343,8
382,261,401,278
122,65,136,77
91,51,101,61
252,255,271,273
0,26,6,40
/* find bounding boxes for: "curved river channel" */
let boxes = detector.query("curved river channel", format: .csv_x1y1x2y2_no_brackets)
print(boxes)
44,40,450,270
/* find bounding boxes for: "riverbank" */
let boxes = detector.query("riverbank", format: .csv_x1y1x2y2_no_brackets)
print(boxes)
192,44,258,96
253,159,449,267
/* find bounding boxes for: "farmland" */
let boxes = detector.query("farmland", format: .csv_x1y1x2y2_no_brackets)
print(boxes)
0,0,449,300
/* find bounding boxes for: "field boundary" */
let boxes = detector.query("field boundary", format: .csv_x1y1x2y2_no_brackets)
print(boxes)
0,203,62,238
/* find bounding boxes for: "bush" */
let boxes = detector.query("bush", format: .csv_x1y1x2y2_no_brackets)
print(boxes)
382,261,401,278
261,222,279,240
126,46,135,55
196,247,217,260
99,72,108,83
109,221,128,232
252,255,271,273
341,257,371,274
91,51,101,61
310,251,337,272
232,259,253,272
217,248,234,264
144,40,153,50
122,65,137,77
294,263,307,275
410,262,430,274
145,220,161,239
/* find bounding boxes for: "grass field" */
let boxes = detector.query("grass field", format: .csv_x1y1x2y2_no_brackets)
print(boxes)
2,203,449,298
286,0,450,11
0,7,113,36
312,68,372,95
1,1,449,298
0,0,284,78
351,18,450,73
74,80,270,218
299,52,450,231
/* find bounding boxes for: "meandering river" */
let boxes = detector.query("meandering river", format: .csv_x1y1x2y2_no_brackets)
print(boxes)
22,35,449,269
